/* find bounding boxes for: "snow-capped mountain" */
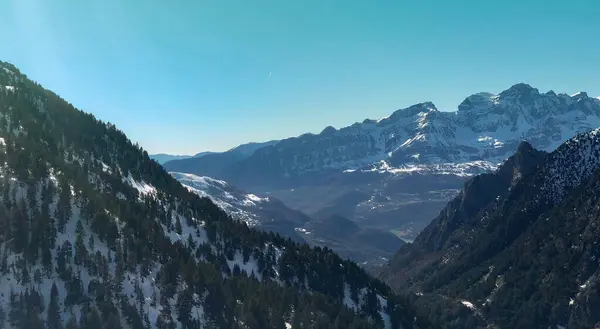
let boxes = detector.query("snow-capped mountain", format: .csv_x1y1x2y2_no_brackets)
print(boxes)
165,83,600,185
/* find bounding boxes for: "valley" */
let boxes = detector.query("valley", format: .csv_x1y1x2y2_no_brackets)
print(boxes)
3,1,597,328
3,59,600,329
160,84,600,266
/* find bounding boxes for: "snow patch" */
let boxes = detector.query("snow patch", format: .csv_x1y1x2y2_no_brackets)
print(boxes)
226,252,261,279
243,193,269,206
125,174,157,195
461,300,475,309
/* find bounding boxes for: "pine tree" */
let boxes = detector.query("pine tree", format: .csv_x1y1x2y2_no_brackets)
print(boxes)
56,176,71,233
175,215,182,235
0,305,5,329
104,312,122,329
176,288,193,326
88,234,94,251
47,282,62,329
84,307,102,329
74,220,90,269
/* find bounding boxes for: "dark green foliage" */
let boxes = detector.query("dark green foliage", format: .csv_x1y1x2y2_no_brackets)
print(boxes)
0,61,433,329
382,140,600,329
47,283,62,329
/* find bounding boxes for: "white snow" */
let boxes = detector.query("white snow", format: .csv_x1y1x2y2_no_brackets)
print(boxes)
242,193,269,206
101,162,112,174
1,67,14,76
294,227,311,235
461,300,475,309
125,174,157,195
226,251,261,279
540,128,600,203
253,85,600,179
343,284,358,311
362,160,499,177
170,172,265,227
377,294,392,329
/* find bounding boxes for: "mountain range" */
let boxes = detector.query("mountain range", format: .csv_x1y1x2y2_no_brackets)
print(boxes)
165,84,600,182
378,129,600,329
5,57,600,329
163,84,600,262
0,61,430,329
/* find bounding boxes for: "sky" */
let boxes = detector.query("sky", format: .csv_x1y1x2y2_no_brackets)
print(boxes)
1,0,599,154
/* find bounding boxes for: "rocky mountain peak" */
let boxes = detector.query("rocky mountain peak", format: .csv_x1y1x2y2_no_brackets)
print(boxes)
387,101,438,122
320,125,338,135
571,91,589,100
457,92,497,112
500,82,540,98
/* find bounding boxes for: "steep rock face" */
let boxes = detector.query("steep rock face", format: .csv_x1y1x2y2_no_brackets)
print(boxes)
380,129,600,329
414,141,548,254
0,61,432,329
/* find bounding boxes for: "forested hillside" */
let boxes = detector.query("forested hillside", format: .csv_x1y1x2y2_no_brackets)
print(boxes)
0,61,431,329
380,132,600,329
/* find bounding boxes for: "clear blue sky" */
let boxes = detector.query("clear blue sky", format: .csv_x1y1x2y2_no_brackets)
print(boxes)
1,0,599,154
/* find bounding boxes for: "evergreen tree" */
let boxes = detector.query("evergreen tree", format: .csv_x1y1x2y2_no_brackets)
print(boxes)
175,215,182,235
47,282,62,329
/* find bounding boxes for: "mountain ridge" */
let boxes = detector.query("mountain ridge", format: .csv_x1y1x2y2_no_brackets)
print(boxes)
164,83,600,189
379,128,600,329
0,60,431,329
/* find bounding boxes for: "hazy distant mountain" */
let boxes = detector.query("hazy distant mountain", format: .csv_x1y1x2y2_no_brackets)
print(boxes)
149,151,214,164
163,140,278,177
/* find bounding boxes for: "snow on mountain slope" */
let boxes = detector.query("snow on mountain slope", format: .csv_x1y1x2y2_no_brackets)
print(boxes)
539,127,600,203
0,60,431,329
171,172,407,265
186,84,600,182
170,172,270,227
